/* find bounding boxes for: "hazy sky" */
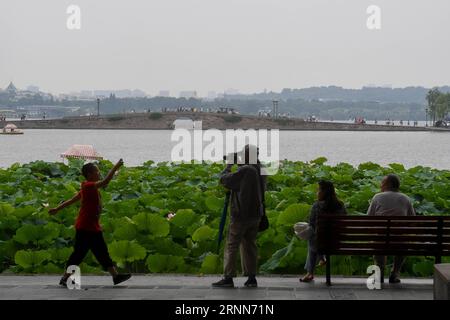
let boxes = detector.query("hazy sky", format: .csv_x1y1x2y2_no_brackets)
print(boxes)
1,0,449,96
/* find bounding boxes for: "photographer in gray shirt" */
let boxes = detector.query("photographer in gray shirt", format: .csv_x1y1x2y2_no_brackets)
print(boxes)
212,145,266,288
367,174,416,283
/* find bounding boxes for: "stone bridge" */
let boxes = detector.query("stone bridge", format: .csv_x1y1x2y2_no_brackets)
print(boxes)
3,112,440,131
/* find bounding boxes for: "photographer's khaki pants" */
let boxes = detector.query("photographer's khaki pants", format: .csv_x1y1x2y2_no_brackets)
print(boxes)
224,219,260,278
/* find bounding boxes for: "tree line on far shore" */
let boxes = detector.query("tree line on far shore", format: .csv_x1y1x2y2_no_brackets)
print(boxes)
1,86,449,122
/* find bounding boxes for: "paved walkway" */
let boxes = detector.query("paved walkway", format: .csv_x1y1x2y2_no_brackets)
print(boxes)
0,275,433,300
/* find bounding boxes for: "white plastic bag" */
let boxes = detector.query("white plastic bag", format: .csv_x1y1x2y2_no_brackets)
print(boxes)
294,222,313,240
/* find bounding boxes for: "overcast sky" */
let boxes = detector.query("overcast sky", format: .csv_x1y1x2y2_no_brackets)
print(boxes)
1,0,449,96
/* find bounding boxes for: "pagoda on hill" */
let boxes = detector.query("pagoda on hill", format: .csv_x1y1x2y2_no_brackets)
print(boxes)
6,82,17,93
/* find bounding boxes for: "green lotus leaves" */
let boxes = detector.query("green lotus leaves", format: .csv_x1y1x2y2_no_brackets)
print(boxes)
170,209,197,228
413,260,435,277
35,262,64,274
15,249,51,270
146,254,185,273
169,209,206,239
0,240,17,261
146,238,188,256
79,262,103,274
389,163,406,172
48,247,73,263
0,160,449,275
132,212,170,238
277,203,311,227
0,202,15,215
200,253,220,274
192,225,216,242
0,214,20,231
59,226,76,239
310,157,328,166
113,221,138,241
104,199,139,218
13,223,60,246
204,196,223,212
260,237,307,273
108,240,147,264
358,162,382,171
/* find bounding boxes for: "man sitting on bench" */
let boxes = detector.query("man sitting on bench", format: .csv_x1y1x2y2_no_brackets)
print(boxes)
367,174,416,283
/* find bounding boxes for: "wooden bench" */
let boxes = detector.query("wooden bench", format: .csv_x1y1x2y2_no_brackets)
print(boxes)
317,215,450,286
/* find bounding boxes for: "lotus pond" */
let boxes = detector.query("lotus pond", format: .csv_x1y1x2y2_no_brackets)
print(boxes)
0,158,449,276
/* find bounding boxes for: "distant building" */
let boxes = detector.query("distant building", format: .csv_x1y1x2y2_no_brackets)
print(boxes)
224,88,239,96
93,90,111,98
59,93,78,100
207,91,217,100
80,90,93,98
131,89,147,98
158,90,170,97
179,91,197,99
364,84,393,89
2,82,48,100
26,85,40,93
92,89,147,98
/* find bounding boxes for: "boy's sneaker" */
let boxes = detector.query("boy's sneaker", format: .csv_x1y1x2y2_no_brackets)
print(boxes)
244,277,258,288
389,274,401,284
59,277,67,287
113,273,132,285
212,277,234,288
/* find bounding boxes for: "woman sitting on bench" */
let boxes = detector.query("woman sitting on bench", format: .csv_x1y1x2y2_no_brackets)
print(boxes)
300,180,347,283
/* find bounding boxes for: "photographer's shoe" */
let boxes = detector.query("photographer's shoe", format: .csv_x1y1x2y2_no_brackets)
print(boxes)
113,273,132,285
389,274,401,284
244,277,258,288
59,277,67,288
212,277,234,288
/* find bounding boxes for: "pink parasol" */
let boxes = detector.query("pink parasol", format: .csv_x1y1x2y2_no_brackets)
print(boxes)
61,144,103,160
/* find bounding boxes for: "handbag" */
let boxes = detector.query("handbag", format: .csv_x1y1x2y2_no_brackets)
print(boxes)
294,222,313,240
259,213,269,232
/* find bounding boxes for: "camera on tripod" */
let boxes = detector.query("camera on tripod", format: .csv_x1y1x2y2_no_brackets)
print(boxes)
223,152,239,164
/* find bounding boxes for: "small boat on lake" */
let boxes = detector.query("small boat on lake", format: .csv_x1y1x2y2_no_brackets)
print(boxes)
1,124,24,135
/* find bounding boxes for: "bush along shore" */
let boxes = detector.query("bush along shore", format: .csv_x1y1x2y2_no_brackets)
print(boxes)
0,159,449,276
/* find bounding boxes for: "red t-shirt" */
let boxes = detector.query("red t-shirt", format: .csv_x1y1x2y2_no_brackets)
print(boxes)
75,181,102,232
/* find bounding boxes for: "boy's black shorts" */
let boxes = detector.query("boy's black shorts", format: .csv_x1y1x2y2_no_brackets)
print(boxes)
66,230,114,271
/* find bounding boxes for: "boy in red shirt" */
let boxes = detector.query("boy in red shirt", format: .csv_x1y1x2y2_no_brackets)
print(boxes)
49,159,131,286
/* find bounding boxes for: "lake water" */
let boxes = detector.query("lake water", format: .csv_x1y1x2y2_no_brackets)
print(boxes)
1,129,449,169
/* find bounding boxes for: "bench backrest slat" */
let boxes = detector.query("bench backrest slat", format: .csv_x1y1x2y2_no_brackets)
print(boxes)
317,215,450,256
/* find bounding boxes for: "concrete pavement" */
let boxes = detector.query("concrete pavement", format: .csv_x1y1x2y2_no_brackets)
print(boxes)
0,275,433,300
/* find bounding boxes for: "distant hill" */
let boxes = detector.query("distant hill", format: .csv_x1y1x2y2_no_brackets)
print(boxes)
2,85,449,120
225,86,450,104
